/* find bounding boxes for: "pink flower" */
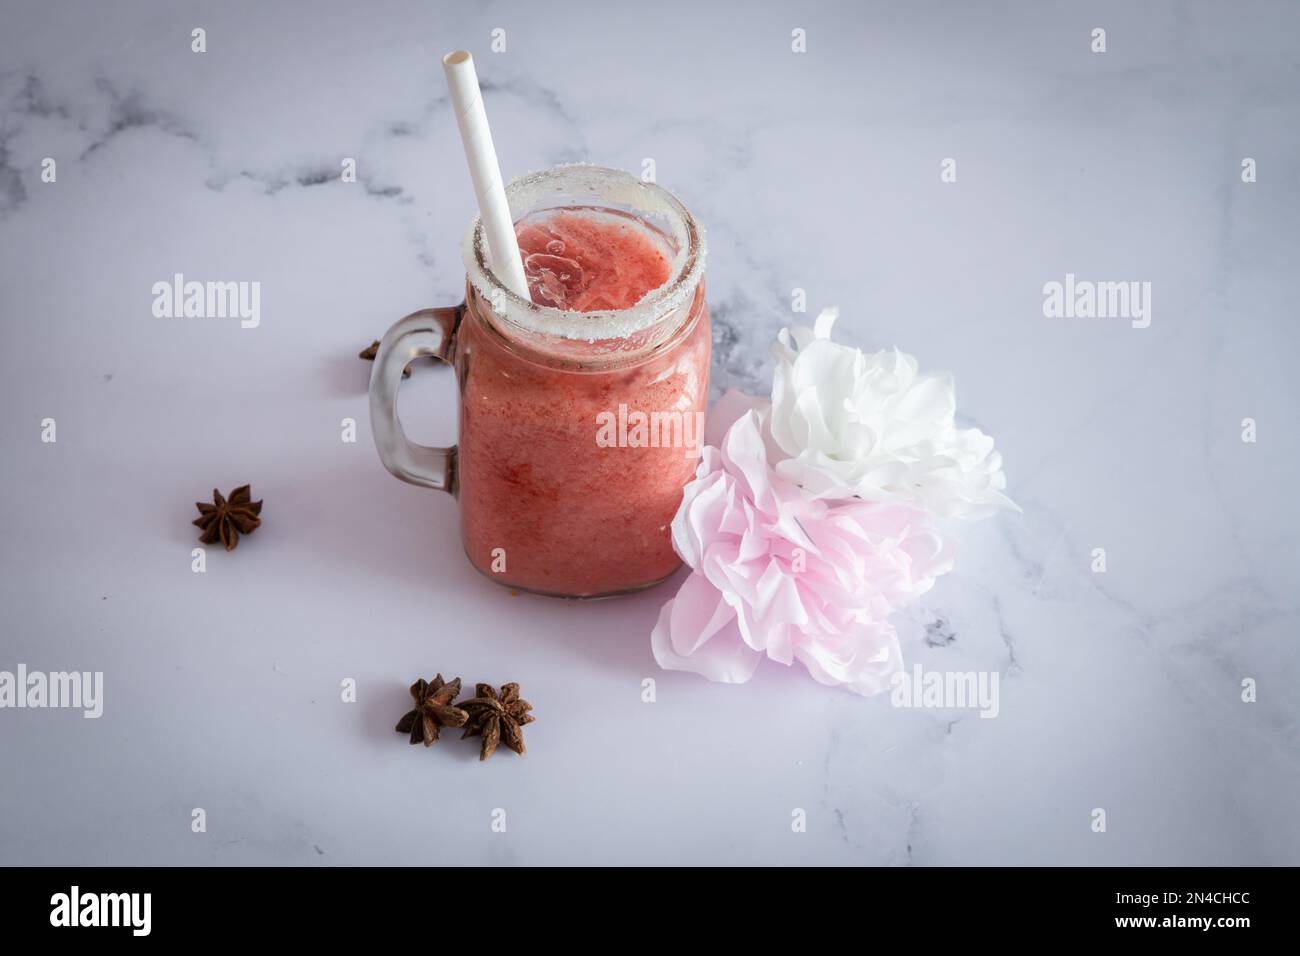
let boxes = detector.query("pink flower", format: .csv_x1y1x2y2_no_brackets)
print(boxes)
651,394,954,695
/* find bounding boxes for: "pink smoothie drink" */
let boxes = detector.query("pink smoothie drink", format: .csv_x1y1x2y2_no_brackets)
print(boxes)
516,210,673,311
455,207,710,597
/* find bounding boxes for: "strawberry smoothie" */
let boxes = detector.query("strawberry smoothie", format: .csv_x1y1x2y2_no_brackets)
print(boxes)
516,209,673,311
455,206,710,597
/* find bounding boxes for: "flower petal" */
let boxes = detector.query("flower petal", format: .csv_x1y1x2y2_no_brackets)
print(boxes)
650,573,761,684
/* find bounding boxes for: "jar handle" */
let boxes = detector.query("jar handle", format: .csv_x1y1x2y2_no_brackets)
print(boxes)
368,305,463,493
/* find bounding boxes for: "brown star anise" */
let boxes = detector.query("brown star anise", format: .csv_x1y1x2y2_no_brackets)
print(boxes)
460,682,534,760
395,675,469,747
192,485,263,551
359,340,410,378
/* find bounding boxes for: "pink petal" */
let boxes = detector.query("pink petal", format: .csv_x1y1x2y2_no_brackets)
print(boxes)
705,390,769,447
650,573,761,684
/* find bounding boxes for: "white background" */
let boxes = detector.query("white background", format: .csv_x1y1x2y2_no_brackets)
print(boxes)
1,0,1297,864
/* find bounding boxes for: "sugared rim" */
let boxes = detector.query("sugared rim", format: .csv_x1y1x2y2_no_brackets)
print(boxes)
462,163,706,342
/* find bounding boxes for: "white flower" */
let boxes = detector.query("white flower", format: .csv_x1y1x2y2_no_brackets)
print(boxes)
768,308,1016,518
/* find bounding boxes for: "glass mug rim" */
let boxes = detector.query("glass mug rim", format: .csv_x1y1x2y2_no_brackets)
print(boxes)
461,163,707,350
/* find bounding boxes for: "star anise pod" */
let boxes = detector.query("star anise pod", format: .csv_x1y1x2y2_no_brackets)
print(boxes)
359,340,410,378
192,484,263,551
395,675,469,747
460,682,534,760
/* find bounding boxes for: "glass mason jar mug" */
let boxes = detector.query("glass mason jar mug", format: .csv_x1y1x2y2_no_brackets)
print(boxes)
369,165,709,598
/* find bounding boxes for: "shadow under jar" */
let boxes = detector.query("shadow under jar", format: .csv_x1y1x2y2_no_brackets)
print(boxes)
369,165,709,598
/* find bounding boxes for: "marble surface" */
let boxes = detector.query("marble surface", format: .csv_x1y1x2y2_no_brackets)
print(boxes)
1,0,1298,866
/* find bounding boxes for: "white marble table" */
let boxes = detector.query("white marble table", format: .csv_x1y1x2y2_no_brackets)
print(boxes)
1,0,1297,865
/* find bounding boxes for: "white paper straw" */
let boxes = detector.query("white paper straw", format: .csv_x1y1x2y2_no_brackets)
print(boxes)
442,50,531,300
